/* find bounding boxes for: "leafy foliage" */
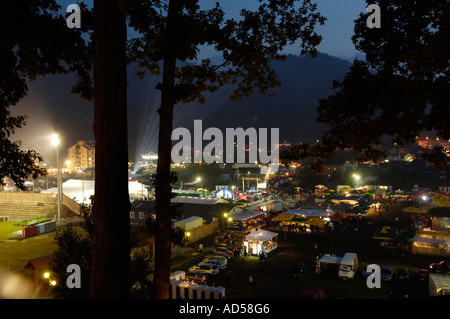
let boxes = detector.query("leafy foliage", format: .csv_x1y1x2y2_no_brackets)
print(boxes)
126,0,326,104
49,224,92,299
283,0,450,175
0,0,93,189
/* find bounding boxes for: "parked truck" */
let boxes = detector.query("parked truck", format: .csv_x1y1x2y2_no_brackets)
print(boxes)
338,252,358,280
266,201,282,213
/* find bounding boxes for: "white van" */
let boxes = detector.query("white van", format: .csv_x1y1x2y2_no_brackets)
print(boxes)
338,253,358,280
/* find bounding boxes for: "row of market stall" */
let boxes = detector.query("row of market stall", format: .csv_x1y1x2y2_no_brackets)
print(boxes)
272,207,335,232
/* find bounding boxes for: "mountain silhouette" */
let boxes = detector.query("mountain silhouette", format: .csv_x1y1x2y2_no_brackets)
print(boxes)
14,52,351,161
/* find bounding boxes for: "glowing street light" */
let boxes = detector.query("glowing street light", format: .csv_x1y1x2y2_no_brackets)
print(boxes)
51,134,59,147
353,174,360,188
43,271,57,287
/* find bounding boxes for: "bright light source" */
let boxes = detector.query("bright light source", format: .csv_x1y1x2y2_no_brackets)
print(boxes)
422,195,428,201
186,232,191,237
43,272,50,279
50,280,57,286
196,177,201,182
223,213,228,218
51,133,59,146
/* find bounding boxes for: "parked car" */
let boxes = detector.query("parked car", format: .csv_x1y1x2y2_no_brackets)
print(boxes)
396,268,410,280
417,269,429,281
215,244,231,250
381,267,393,281
198,261,224,272
212,250,232,259
213,246,234,256
201,259,226,270
188,264,220,275
429,260,450,274
203,255,228,266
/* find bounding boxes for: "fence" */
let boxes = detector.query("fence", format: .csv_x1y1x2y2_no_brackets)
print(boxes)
185,220,219,243
0,191,57,203
0,192,80,216
62,194,81,215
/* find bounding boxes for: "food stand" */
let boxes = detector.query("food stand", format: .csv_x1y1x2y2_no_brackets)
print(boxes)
243,228,278,256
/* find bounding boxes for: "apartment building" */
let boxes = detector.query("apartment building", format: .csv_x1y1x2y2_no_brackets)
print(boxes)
67,140,95,171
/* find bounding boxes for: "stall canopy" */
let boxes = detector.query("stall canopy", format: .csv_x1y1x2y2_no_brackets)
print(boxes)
284,207,335,218
430,273,450,296
228,207,265,222
373,226,416,243
245,229,278,242
403,206,431,213
271,213,296,222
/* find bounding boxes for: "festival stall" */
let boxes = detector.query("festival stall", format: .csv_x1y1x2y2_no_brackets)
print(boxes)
243,228,278,256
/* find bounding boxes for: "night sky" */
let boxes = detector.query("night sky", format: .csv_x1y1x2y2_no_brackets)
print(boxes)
10,0,366,165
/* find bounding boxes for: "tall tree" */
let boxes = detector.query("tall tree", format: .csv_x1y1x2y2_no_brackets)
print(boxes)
289,0,450,174
90,0,130,298
0,0,91,189
127,0,325,298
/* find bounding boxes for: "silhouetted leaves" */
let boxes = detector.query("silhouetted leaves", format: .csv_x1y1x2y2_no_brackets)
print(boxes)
286,0,450,175
0,0,93,189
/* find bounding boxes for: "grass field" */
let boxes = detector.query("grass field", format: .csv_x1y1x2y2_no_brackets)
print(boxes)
0,221,23,241
0,229,58,276
0,223,88,278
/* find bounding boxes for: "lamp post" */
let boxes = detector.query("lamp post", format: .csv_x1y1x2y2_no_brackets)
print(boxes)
353,174,360,188
52,134,61,222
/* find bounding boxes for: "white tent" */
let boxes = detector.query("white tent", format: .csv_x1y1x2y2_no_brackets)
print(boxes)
214,187,235,200
42,179,95,204
128,180,149,197
42,179,149,204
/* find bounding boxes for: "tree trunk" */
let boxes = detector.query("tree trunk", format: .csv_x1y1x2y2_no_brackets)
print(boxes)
90,0,130,298
153,0,180,299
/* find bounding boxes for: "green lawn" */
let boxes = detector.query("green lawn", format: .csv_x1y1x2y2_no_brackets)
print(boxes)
0,230,58,276
0,224,88,277
0,221,23,241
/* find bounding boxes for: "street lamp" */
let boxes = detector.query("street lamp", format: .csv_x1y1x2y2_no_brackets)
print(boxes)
43,271,57,287
353,174,360,188
52,134,61,222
